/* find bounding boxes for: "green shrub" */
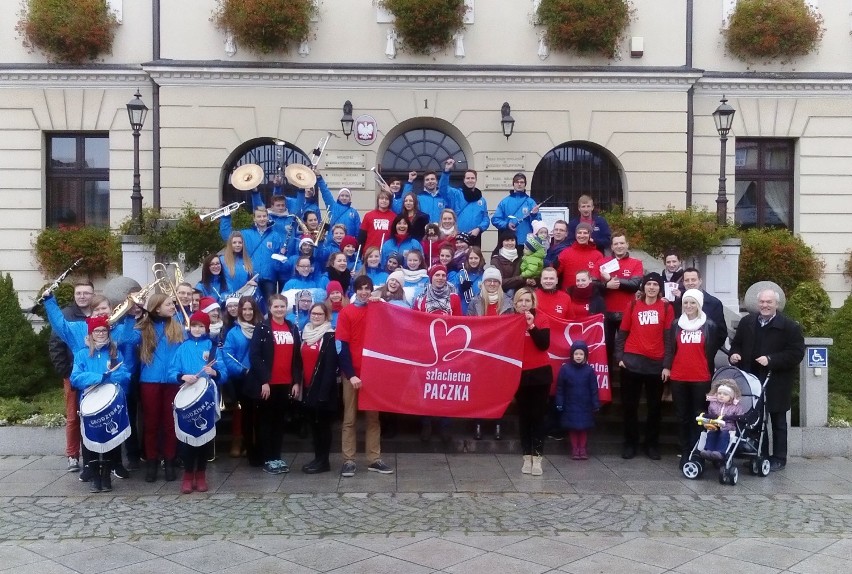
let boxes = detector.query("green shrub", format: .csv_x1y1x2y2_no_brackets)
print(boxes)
604,206,737,259
212,0,316,55
33,225,121,277
120,205,253,271
380,0,466,55
0,274,52,398
738,228,823,295
725,0,824,63
828,392,852,427
0,397,38,423
537,0,633,59
826,294,852,400
784,280,832,337
16,0,119,63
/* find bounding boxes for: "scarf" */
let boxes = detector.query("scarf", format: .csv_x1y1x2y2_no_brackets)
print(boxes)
302,320,332,345
238,319,256,340
486,289,500,305
439,225,457,239
499,247,518,262
461,185,482,204
327,267,351,293
678,311,707,331
403,268,428,284
330,300,343,312
209,321,223,339
664,267,682,282
424,283,452,314
571,285,595,303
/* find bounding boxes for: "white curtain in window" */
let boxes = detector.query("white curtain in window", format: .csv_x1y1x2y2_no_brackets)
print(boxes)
763,181,790,227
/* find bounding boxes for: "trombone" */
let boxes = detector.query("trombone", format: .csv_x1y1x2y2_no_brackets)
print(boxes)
199,202,245,222
310,131,338,168
370,166,389,189
152,262,192,330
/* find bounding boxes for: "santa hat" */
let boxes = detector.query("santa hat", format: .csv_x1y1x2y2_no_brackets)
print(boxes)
225,296,240,306
199,296,220,314
86,315,110,335
189,311,210,332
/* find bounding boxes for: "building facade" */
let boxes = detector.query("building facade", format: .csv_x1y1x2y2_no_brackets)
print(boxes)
1,0,851,304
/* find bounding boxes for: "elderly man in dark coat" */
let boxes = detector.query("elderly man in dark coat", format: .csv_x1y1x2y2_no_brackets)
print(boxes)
729,288,805,471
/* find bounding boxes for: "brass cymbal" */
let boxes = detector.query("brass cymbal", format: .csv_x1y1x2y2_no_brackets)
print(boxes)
231,163,264,191
285,164,317,189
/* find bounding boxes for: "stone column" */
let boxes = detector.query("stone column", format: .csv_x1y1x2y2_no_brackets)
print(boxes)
800,337,832,428
121,235,155,285
698,237,740,312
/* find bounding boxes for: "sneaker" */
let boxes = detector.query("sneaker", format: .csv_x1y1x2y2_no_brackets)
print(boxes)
112,464,130,479
263,461,281,475
67,457,80,472
277,459,290,474
340,460,356,477
367,460,394,474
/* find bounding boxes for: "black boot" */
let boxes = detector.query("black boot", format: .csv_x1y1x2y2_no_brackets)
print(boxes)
88,462,102,493
100,463,112,492
164,459,177,481
144,459,158,483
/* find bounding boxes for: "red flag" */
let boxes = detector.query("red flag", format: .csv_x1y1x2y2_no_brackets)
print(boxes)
546,313,612,403
359,303,526,418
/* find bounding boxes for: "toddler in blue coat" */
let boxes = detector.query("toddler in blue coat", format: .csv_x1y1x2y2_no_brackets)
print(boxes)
555,340,600,460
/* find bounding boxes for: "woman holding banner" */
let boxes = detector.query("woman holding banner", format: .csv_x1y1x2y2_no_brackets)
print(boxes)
513,287,552,476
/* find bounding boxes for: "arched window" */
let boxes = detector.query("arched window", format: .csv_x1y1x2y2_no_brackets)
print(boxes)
221,138,311,207
380,128,468,189
531,142,623,214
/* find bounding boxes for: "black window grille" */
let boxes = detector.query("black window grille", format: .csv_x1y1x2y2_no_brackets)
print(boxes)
222,138,311,207
531,142,623,214
379,129,468,189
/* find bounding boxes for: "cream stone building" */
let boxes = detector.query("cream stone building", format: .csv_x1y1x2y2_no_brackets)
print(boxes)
1,0,850,305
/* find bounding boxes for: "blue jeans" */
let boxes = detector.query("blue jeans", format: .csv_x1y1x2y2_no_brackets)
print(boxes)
704,429,729,454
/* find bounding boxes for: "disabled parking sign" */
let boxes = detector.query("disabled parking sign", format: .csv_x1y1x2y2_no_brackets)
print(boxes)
807,347,828,368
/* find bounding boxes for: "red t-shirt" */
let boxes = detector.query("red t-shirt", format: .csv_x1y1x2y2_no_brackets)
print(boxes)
301,340,321,387
670,327,710,382
601,255,644,314
270,321,294,384
536,289,574,320
336,303,368,377
360,210,395,252
620,299,674,361
485,301,501,316
557,243,604,287
522,312,551,370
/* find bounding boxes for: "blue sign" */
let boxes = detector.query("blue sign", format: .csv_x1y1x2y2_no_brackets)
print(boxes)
807,347,828,368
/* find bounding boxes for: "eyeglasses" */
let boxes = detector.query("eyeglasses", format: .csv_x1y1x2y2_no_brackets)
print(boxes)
309,312,325,317
91,328,109,335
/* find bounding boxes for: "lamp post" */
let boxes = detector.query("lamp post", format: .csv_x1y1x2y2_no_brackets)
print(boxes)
126,90,148,230
712,95,736,226
501,102,515,140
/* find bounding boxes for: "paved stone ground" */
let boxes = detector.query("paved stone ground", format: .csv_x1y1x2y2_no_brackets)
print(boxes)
1,453,851,573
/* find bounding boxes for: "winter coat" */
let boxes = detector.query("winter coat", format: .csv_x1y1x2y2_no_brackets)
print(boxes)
439,171,490,235
317,176,361,237
729,311,805,412
399,183,448,223
302,332,340,412
247,319,303,400
567,214,612,254
521,243,546,279
706,396,748,432
673,289,728,357
218,253,251,295
466,294,514,316
555,342,600,430
44,295,89,355
544,238,571,269
70,346,131,394
46,298,88,378
168,334,221,385
449,268,483,314
120,319,185,383
489,253,526,293
491,192,540,246
219,217,284,281
381,235,423,266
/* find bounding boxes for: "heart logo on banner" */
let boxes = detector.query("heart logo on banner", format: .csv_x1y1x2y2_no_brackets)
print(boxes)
431,319,473,362
549,320,606,360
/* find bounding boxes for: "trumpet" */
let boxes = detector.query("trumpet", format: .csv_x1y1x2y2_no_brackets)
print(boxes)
315,203,333,246
152,262,192,330
200,202,245,222
293,216,319,243
370,166,389,189
107,277,165,325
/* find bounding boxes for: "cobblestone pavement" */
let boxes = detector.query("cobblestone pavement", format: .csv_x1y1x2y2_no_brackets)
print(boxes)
1,453,851,573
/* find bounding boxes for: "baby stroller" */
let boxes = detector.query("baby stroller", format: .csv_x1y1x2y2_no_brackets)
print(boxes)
680,365,772,486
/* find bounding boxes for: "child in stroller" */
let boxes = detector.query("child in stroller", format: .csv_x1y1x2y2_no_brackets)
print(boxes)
698,379,747,461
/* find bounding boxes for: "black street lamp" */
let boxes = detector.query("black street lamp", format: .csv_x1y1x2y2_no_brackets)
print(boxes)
341,100,354,139
126,90,148,229
712,95,736,226
501,102,515,140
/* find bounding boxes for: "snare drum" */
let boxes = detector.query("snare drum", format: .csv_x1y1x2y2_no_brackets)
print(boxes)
79,383,130,454
173,377,220,447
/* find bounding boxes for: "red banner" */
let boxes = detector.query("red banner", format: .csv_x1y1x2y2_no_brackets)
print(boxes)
359,303,527,418
546,313,612,403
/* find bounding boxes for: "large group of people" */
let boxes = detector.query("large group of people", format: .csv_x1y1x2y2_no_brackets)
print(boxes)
43,159,804,494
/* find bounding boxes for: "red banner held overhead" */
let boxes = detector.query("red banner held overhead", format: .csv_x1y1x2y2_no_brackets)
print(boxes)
359,303,527,418
546,313,612,403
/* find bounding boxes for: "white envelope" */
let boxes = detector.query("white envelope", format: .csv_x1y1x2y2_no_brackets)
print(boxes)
599,259,620,275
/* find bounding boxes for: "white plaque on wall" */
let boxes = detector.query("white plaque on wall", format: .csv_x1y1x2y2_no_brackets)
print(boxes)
324,152,367,169
484,153,526,171
323,171,367,190
483,173,514,190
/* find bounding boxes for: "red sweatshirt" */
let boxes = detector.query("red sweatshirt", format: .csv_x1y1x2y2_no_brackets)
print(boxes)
557,243,604,287
535,289,574,321
601,255,644,314
336,303,368,377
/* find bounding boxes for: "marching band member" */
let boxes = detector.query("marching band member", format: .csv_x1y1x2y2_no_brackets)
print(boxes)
440,158,490,247
376,269,410,308
380,214,422,267
401,250,430,305
70,316,131,493
324,280,348,328
169,311,223,493
248,294,303,475
325,252,353,296
220,206,284,309
196,253,229,305
449,247,485,315
220,231,254,296
316,173,361,238
286,290,315,332
357,246,388,288
297,303,340,474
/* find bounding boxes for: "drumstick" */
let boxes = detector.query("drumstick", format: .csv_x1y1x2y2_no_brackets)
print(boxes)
193,360,216,378
353,245,362,271
104,361,124,375
226,353,248,371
